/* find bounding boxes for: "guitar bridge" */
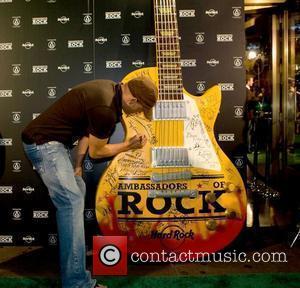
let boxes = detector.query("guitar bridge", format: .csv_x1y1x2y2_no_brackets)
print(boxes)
148,189,197,198
151,170,192,182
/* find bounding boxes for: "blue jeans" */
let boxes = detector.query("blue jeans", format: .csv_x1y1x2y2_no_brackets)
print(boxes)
23,141,97,288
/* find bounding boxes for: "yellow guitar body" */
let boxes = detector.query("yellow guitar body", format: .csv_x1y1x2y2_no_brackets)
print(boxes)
95,67,247,254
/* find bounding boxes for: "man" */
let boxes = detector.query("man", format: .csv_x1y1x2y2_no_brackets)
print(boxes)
21,77,158,288
245,75,255,118
244,75,257,153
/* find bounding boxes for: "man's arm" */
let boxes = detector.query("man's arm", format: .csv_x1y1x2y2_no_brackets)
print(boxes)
74,136,89,176
88,133,146,159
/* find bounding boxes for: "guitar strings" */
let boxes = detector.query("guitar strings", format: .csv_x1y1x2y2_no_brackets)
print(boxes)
170,0,178,202
166,0,171,179
155,0,159,182
169,0,177,152
173,0,184,190
172,0,191,199
154,0,192,218
159,0,169,181
156,0,161,178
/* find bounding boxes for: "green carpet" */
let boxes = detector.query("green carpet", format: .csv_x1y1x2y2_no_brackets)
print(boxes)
0,273,299,288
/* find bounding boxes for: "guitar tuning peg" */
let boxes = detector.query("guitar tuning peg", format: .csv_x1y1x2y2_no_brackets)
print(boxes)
225,182,236,193
205,192,216,203
206,219,217,231
225,209,237,219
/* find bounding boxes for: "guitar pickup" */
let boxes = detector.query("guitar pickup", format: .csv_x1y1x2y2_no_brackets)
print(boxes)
152,147,190,167
153,100,187,120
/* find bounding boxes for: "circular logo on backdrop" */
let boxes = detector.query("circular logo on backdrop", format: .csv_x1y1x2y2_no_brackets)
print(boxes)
84,63,93,73
13,162,21,171
234,106,244,117
58,64,70,72
23,42,34,49
205,9,218,17
131,11,144,18
234,58,243,67
84,209,94,220
83,15,92,24
233,8,242,17
12,112,21,122
22,89,34,97
57,16,70,24
23,186,34,194
122,35,130,45
12,210,21,219
48,40,56,50
84,160,93,171
132,60,144,68
235,158,244,168
95,36,108,45
48,88,57,98
197,82,206,93
206,59,219,67
23,235,35,244
48,234,58,245
12,65,21,75
12,17,21,27
196,34,204,44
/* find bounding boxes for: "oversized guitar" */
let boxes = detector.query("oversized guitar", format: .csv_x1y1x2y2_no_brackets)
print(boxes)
95,0,247,254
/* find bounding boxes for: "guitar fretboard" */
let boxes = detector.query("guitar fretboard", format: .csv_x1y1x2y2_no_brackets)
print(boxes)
154,0,183,100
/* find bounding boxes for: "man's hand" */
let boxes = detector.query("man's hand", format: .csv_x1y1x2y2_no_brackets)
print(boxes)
74,166,83,177
88,133,147,159
126,134,147,149
74,136,89,175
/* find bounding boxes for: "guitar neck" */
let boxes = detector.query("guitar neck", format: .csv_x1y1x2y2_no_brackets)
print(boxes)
153,0,183,100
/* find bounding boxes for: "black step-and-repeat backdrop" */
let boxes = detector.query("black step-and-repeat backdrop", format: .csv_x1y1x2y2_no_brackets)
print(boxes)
0,0,245,246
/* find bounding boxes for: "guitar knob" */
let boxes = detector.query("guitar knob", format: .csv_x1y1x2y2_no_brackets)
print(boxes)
225,182,236,193
225,209,237,219
206,219,217,231
205,192,216,203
